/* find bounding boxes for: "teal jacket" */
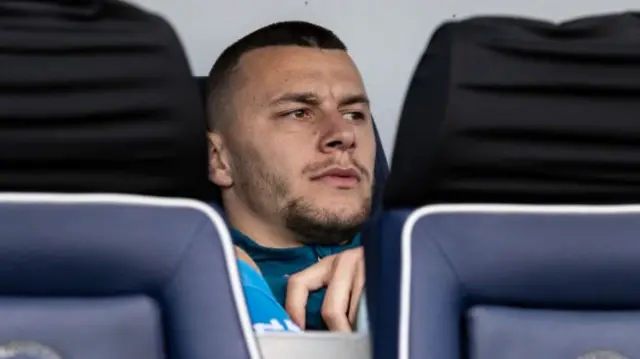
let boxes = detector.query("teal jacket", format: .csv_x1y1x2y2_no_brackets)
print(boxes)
231,229,360,330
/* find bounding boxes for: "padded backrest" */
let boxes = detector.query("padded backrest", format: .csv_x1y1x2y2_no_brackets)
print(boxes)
0,2,255,358
0,193,259,359
385,12,640,207
375,12,640,359
0,0,209,198
396,204,640,359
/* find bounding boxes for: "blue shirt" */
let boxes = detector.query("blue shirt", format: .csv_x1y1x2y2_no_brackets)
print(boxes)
232,229,360,330
237,260,301,333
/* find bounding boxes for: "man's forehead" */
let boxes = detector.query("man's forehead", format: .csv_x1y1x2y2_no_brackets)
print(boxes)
237,46,366,97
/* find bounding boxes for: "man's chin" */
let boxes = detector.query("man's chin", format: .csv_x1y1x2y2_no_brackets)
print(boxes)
282,195,371,245
312,193,367,209
288,218,363,246
319,203,363,216
284,208,366,245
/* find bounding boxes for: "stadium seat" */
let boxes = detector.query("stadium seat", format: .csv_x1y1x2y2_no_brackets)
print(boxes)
0,1,256,358
396,204,640,359
370,11,640,359
0,193,259,359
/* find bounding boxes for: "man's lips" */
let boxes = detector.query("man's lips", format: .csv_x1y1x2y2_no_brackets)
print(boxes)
311,168,361,188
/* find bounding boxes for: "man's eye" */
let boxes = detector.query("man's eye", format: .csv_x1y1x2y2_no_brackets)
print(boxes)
286,109,311,119
343,112,365,121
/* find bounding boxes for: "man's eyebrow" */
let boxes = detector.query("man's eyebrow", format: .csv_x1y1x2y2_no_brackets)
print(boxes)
340,93,370,107
269,92,321,106
269,92,370,107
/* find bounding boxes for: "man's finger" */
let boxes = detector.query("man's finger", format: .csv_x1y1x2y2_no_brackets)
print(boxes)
347,259,365,325
322,254,358,332
285,257,335,329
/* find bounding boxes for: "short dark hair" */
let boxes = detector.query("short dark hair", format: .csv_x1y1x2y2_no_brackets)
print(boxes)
206,21,348,131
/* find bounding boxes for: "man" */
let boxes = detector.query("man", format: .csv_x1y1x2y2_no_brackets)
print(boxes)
206,21,375,332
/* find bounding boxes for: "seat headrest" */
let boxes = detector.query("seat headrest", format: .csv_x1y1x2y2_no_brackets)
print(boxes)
385,12,640,208
0,0,210,199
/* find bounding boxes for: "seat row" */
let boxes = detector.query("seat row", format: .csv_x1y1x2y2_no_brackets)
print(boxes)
2,1,640,359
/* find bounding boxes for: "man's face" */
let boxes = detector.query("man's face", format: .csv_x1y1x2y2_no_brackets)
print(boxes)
219,45,376,245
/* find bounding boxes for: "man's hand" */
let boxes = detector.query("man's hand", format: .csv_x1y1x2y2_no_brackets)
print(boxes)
285,247,364,332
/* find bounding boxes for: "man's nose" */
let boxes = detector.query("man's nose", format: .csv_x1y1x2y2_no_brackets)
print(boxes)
318,112,356,154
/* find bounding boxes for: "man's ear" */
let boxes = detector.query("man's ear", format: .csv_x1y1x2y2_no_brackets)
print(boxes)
208,132,233,188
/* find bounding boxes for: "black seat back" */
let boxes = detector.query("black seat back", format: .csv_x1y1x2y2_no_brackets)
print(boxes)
0,0,209,198
385,12,640,208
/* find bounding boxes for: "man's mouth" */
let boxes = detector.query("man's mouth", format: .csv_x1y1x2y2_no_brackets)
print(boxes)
311,168,361,189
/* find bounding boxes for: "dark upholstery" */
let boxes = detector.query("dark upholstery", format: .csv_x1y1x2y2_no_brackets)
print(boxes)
0,0,209,198
373,12,640,359
393,205,640,359
385,12,640,207
0,1,255,358
0,195,257,359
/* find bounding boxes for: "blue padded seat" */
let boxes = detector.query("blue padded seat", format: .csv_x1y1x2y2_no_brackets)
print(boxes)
393,204,640,359
0,193,259,359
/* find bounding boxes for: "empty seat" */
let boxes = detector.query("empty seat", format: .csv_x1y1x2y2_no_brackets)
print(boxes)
369,11,640,359
398,204,640,359
0,193,259,359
